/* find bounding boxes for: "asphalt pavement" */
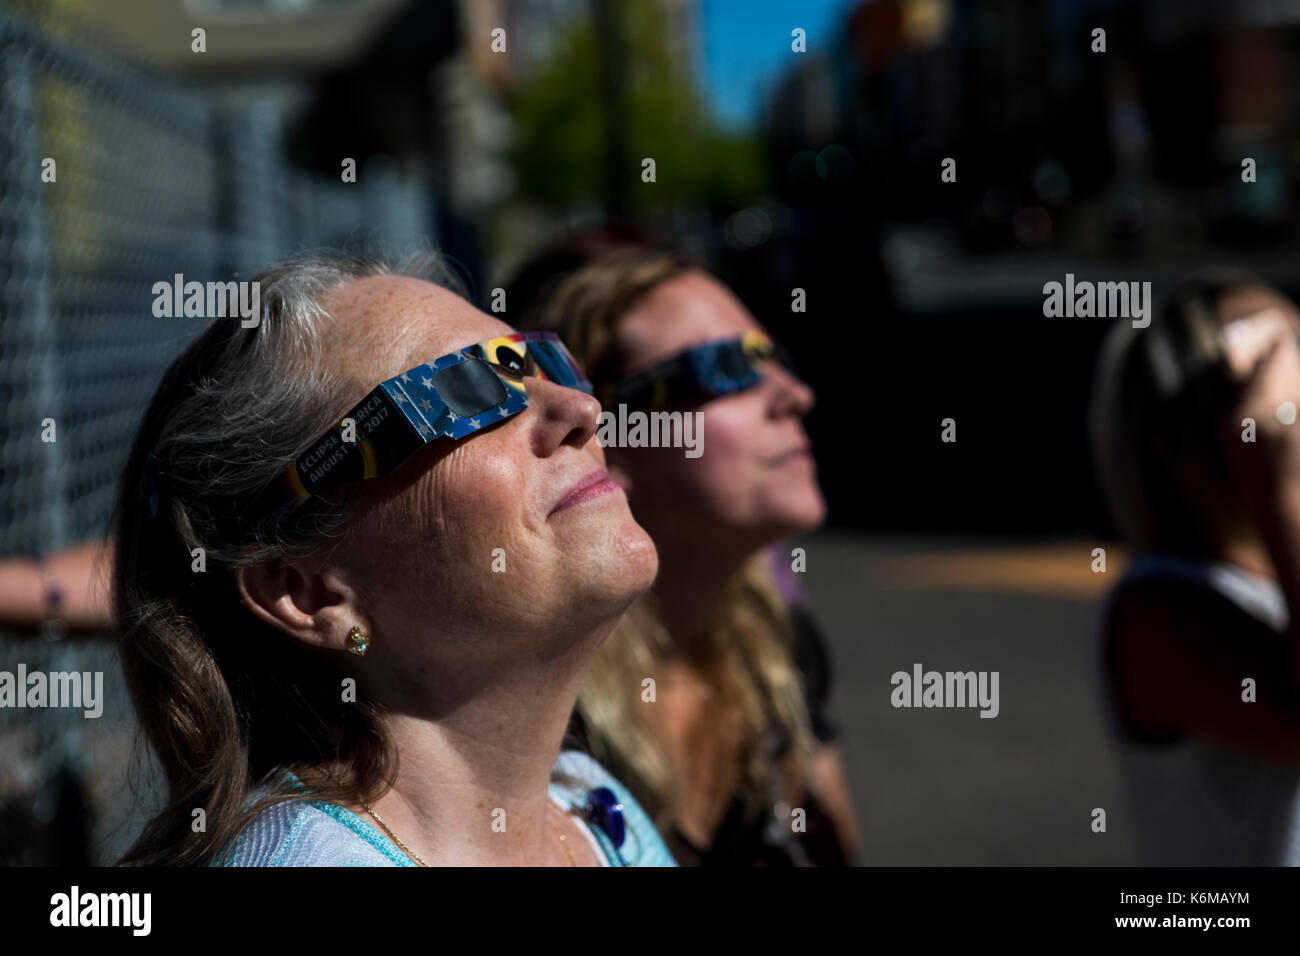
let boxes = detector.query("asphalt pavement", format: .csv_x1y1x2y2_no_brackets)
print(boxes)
793,531,1138,865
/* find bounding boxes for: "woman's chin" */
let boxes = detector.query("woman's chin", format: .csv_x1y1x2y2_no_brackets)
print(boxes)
613,521,660,593
764,490,828,537
800,491,829,529
568,518,659,611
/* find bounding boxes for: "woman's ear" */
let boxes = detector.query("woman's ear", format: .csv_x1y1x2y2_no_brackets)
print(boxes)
234,561,369,654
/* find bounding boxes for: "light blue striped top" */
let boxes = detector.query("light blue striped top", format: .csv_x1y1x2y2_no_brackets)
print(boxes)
209,750,676,867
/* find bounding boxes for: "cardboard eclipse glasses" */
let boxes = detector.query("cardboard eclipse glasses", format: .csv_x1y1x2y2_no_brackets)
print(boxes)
242,328,796,535
599,329,797,410
244,331,591,532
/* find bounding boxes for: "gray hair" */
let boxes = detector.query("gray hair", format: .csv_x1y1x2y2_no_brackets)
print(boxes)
141,249,466,568
112,247,467,865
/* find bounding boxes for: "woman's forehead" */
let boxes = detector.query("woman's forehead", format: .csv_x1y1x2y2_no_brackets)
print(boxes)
620,272,760,366
323,275,512,381
398,310,515,371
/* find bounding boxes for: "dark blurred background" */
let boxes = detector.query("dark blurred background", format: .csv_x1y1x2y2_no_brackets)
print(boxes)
1,0,1294,864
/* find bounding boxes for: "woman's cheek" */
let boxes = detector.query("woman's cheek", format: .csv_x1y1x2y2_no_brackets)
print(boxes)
697,412,761,500
651,443,753,527
614,406,759,519
415,447,509,573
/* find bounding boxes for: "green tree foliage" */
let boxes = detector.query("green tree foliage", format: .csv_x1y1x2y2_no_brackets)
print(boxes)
509,4,767,216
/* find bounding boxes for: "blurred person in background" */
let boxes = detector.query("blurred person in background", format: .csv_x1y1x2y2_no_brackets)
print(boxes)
1090,271,1300,865
111,250,674,866
0,540,111,639
516,246,860,866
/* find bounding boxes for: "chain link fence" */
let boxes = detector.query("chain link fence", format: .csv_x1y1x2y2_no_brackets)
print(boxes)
0,4,437,863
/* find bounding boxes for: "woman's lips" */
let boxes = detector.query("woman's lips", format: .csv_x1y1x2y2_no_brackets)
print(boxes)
765,444,813,466
549,470,619,517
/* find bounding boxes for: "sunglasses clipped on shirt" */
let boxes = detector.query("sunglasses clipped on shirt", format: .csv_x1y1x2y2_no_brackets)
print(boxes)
598,329,799,411
242,331,592,535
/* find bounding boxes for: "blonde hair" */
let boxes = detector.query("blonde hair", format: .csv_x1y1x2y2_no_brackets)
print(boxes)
523,249,817,827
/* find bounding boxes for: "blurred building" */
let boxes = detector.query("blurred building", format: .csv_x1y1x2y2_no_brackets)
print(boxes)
739,0,1300,534
450,0,708,283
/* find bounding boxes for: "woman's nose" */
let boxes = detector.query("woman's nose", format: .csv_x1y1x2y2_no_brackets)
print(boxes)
523,376,603,455
766,363,816,417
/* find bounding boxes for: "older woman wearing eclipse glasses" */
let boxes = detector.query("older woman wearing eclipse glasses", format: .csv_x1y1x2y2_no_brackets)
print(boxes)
111,251,673,866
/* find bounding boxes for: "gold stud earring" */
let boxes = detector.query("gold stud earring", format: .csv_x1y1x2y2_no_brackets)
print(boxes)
347,625,369,656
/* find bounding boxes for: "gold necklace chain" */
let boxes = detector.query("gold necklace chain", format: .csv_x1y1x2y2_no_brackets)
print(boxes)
362,802,428,867
546,804,579,867
361,801,580,866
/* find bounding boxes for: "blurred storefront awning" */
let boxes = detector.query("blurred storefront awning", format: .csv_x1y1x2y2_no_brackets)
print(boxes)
72,0,413,72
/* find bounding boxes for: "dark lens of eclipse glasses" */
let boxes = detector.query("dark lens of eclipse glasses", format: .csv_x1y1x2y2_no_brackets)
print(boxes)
431,358,510,418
